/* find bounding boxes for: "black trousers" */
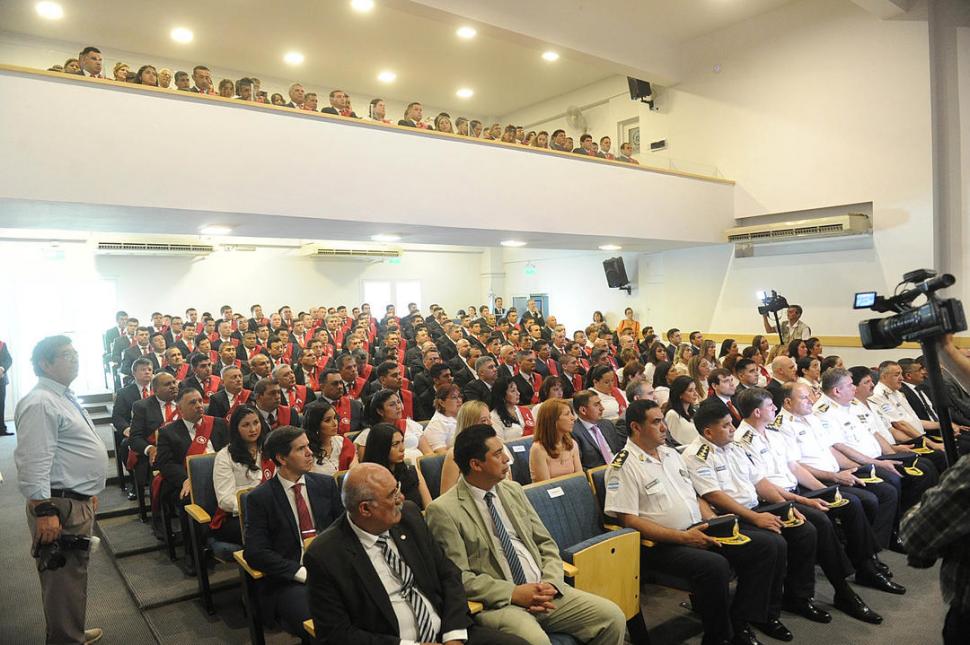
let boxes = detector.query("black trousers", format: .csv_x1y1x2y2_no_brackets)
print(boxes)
748,512,818,601
640,527,786,643
874,462,939,513
840,483,898,548
797,487,878,570
0,378,7,429
944,604,970,645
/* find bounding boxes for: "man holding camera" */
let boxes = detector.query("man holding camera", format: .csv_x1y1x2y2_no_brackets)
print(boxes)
762,304,811,344
15,336,105,644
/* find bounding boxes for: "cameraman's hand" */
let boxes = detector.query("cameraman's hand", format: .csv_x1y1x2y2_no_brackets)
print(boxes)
35,515,62,545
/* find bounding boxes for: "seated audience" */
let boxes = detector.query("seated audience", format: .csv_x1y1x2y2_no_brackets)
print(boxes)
243,425,343,636
134,64,157,86
362,422,433,509
572,389,626,470
663,375,699,447
589,364,628,421
321,89,358,117
796,356,822,401
687,355,712,402
529,398,582,482
489,377,534,441
399,101,425,128
211,406,270,545
355,388,427,463
303,400,357,476
422,384,463,454
439,400,494,494
531,375,565,418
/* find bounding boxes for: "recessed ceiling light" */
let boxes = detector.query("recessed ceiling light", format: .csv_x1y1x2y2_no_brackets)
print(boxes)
283,51,305,65
35,2,63,20
371,234,401,242
599,244,622,251
456,26,477,39
500,240,526,247
455,88,474,99
377,70,397,83
351,0,375,12
199,225,232,235
542,51,560,62
170,27,193,43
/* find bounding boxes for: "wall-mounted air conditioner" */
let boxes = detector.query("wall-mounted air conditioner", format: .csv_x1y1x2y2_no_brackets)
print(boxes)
297,244,401,262
725,213,871,244
95,241,215,256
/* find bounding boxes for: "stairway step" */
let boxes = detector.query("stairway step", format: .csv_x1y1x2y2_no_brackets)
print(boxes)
97,515,165,557
113,547,239,610
96,484,140,519
84,404,109,414
91,414,113,426
79,392,113,404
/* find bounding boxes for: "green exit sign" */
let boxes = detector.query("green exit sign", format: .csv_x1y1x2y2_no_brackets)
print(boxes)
524,265,537,276
388,257,401,265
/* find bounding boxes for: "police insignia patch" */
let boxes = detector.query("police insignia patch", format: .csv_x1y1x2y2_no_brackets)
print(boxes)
696,444,710,461
610,450,629,469
741,430,754,443
817,403,830,413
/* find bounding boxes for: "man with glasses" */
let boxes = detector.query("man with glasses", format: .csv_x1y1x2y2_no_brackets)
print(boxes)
16,336,106,644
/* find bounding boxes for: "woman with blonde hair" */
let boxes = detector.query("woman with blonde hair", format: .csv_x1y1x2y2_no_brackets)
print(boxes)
112,61,130,82
439,400,513,493
687,355,713,401
675,343,694,367
529,399,582,482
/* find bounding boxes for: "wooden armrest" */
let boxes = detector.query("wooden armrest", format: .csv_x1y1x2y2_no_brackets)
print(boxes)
562,562,579,577
303,619,315,637
233,550,264,579
184,503,211,524
467,600,483,615
605,522,655,547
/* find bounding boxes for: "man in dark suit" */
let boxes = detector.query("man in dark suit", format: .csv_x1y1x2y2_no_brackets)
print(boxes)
398,101,423,127
415,363,453,421
319,88,359,117
206,366,252,420
110,318,139,363
252,377,302,433
275,364,316,413
449,341,476,388
305,464,527,645
181,353,221,405
244,425,344,637
512,350,542,406
0,338,11,435
285,82,306,108
129,372,180,471
318,369,365,434
463,356,497,404
571,390,626,470
174,325,199,358
436,324,462,363
104,310,128,351
120,326,153,379
112,357,154,495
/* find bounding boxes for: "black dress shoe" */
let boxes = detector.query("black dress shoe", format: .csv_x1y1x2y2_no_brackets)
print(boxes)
888,536,908,554
856,569,906,594
783,597,832,623
871,555,892,577
750,618,792,642
732,624,765,645
834,590,883,624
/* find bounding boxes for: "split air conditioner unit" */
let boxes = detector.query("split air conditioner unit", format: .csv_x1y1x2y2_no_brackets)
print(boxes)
297,244,401,262
725,213,871,244
95,241,215,256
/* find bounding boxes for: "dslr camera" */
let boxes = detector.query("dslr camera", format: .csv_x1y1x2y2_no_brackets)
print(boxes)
758,290,789,316
854,269,966,350
32,534,91,572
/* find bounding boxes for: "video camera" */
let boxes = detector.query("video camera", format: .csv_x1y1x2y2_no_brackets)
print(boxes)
757,290,789,316
32,534,91,572
853,269,966,350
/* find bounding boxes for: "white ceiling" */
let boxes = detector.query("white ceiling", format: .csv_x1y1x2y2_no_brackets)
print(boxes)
0,0,627,117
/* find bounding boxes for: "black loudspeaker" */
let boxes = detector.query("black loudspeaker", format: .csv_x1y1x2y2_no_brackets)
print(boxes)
603,257,630,289
627,77,652,101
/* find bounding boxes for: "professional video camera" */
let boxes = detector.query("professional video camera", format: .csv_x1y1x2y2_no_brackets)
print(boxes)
32,534,91,572
757,290,789,316
854,268,966,464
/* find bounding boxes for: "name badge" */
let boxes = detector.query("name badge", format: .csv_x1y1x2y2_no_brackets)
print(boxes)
511,445,527,453
645,479,660,490
547,486,564,498
714,465,727,472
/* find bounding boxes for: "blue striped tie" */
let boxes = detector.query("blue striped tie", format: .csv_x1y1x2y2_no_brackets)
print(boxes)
376,535,437,642
484,491,527,585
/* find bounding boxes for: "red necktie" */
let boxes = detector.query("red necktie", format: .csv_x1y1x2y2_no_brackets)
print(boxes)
292,483,316,539
142,346,149,356
727,400,741,422
164,401,176,422
187,341,194,352
141,387,149,399
287,389,297,407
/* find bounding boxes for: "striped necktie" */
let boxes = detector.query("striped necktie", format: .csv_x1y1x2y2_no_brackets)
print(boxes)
484,491,527,584
375,535,436,642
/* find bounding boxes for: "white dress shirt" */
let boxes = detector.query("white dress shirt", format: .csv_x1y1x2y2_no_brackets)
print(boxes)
276,472,314,580
466,483,542,584
665,409,699,447
212,446,262,514
490,408,525,442
423,412,458,451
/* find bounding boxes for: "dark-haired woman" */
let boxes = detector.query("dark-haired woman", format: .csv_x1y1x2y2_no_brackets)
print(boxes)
589,364,628,421
663,376,699,447
362,423,432,509
303,401,356,476
211,406,271,544
489,378,534,440
354,389,427,462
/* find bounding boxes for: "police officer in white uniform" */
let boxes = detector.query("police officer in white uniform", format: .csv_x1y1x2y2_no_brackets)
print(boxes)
734,388,903,610
776,382,899,550
604,399,784,645
870,361,945,447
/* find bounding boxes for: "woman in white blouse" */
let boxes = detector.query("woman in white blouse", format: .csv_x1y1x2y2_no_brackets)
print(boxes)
303,400,357,476
421,384,463,454
354,389,429,464
489,378,529,441
796,356,823,403
590,364,628,422
211,405,266,545
663,375,700,448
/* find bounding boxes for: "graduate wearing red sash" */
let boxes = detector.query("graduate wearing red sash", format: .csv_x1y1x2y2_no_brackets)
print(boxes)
519,405,536,436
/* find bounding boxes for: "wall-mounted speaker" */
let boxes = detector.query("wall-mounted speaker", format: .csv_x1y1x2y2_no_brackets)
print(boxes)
603,257,631,294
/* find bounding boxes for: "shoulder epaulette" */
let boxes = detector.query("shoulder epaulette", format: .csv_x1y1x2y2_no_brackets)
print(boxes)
740,429,755,443
816,403,830,413
851,399,862,405
696,444,710,462
610,450,629,469
767,415,784,430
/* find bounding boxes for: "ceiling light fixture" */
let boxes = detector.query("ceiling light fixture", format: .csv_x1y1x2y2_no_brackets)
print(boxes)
500,240,526,247
377,70,397,83
199,225,232,235
598,244,622,251
35,1,63,20
455,87,474,99
542,51,560,62
283,51,305,65
371,233,401,242
456,26,477,39
170,27,194,43
351,0,375,12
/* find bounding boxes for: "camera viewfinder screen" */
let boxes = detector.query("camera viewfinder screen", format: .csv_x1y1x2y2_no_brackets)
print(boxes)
854,292,876,309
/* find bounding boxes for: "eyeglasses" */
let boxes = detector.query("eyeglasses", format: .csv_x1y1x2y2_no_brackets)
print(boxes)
55,349,79,360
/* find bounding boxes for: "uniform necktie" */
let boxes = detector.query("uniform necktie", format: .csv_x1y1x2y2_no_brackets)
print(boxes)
589,425,614,464
484,492,527,585
292,483,316,539
141,387,149,399
269,411,277,427
164,401,177,422
376,535,437,643
287,389,297,407
916,388,938,421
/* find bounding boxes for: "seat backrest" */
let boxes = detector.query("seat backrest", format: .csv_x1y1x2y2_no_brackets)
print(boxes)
237,487,254,544
346,430,361,443
335,469,349,490
417,453,445,500
524,473,602,552
505,436,533,486
587,466,610,525
187,453,219,516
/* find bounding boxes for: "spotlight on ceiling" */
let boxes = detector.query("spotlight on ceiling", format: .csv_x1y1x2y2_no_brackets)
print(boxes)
199,225,233,235
455,87,474,99
371,234,401,242
351,0,375,12
598,244,622,251
542,51,560,62
283,51,305,65
377,70,397,83
170,27,194,43
500,240,526,247
35,2,64,20
456,26,477,39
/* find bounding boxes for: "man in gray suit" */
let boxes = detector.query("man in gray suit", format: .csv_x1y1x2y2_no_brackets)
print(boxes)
425,424,626,645
572,390,627,470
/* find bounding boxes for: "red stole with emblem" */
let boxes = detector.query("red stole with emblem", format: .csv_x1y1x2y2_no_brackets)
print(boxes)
201,375,222,403
400,389,414,420
224,389,252,421
611,387,628,416
272,405,292,429
151,416,214,512
519,406,536,436
210,452,275,530
285,385,308,412
527,371,542,404
359,363,374,382
171,363,189,380
349,377,367,399
545,359,559,377
335,396,355,435
570,373,584,395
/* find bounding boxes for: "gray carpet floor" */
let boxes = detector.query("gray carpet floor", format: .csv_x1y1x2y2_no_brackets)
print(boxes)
0,413,951,644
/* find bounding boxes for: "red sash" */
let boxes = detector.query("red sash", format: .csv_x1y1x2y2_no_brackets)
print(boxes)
151,416,214,512
285,385,309,412
208,332,219,343
570,373,584,394
209,350,219,364
395,418,407,433
272,405,292,429
579,358,590,372
349,377,367,399
335,396,354,434
611,387,628,415
283,343,294,362
201,375,222,403
224,389,252,421
400,389,414,420
171,363,189,380
396,344,406,366
303,366,320,392
519,406,536,436
210,454,275,531
402,376,412,392
527,371,542,404
338,437,356,470
359,363,373,381
545,359,559,377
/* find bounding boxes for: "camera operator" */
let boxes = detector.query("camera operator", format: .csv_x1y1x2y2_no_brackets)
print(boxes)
762,304,811,344
14,336,105,644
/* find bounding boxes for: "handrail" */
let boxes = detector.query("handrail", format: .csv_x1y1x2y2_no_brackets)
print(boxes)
0,62,734,186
